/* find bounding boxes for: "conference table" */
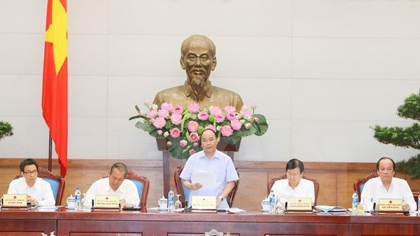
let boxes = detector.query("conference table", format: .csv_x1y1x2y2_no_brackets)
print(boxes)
0,207,419,236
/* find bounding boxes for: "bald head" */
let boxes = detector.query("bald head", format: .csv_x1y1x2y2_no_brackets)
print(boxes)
181,35,216,57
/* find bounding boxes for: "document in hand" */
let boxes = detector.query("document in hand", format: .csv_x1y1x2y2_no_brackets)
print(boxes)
192,171,216,187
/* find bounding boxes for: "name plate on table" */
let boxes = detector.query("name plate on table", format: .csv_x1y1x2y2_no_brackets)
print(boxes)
287,197,312,211
378,198,403,212
3,194,27,207
192,196,216,210
95,195,119,208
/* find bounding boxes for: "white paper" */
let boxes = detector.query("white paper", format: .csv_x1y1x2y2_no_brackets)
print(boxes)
229,208,246,213
192,171,216,187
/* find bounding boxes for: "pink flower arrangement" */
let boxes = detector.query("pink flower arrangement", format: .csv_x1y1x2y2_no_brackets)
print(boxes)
230,120,242,131
198,111,209,121
220,125,233,137
187,121,199,132
170,128,180,138
170,114,182,125
188,103,200,113
189,132,199,142
180,140,187,147
130,100,268,159
153,117,166,129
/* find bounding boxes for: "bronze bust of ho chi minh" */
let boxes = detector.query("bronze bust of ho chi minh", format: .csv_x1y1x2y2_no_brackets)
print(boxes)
153,35,244,111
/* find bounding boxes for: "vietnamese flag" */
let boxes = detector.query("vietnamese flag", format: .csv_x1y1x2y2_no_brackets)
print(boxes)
42,0,68,177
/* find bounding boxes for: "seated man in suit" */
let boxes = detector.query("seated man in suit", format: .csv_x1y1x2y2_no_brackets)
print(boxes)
85,162,139,208
180,129,239,209
361,157,416,212
7,158,55,206
269,158,315,209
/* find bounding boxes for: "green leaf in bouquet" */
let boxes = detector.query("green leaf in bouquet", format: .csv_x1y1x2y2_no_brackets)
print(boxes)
222,135,242,145
253,114,268,136
241,125,257,137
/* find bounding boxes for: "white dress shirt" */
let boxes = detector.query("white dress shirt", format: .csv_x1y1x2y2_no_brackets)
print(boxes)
270,179,315,204
361,177,416,212
7,177,55,206
85,178,140,208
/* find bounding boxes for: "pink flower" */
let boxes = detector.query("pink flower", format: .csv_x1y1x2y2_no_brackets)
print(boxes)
227,112,236,121
250,103,257,109
224,106,236,113
230,120,242,131
180,140,187,147
198,111,209,121
170,114,182,125
205,125,216,133
158,109,169,118
172,105,183,114
188,103,200,113
157,130,163,135
146,109,157,118
240,110,251,117
167,141,172,146
161,103,173,111
149,119,154,124
245,123,252,129
215,114,225,123
193,142,199,147
254,117,259,122
164,131,169,137
153,117,166,129
210,106,222,116
170,128,181,138
241,105,248,110
143,99,149,106
139,110,146,116
189,132,199,142
189,149,195,155
187,121,199,132
220,125,233,137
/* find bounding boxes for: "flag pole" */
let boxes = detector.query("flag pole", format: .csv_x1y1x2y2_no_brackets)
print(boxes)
48,133,52,171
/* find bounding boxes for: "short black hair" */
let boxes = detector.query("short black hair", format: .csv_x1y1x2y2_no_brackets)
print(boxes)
199,129,217,143
20,158,39,172
110,162,128,178
286,158,304,173
376,157,396,171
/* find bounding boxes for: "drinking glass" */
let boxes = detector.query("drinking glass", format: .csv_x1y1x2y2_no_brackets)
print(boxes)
175,194,182,211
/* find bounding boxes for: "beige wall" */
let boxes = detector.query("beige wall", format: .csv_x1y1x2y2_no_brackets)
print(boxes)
1,1,420,164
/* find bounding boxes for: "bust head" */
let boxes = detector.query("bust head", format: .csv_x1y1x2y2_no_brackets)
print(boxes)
180,35,217,88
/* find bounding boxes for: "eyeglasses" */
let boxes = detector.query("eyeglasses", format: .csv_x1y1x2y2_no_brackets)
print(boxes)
23,170,37,175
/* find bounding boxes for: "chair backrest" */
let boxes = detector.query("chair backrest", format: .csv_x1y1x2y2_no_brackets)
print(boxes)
102,170,150,208
353,172,378,202
126,170,150,208
174,165,240,207
14,168,65,205
267,174,319,206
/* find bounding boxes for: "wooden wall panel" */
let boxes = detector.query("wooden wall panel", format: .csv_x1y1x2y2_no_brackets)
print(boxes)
1,159,420,210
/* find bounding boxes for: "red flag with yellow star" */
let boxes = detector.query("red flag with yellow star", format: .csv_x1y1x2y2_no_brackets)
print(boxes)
42,0,68,177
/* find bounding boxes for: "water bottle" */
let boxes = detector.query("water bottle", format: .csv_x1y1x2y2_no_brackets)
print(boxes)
75,188,81,211
352,191,358,214
417,196,420,212
168,188,174,213
269,190,276,214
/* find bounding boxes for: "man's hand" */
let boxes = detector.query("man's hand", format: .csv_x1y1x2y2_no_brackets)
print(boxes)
27,195,38,206
190,183,202,190
120,199,127,208
403,203,410,212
